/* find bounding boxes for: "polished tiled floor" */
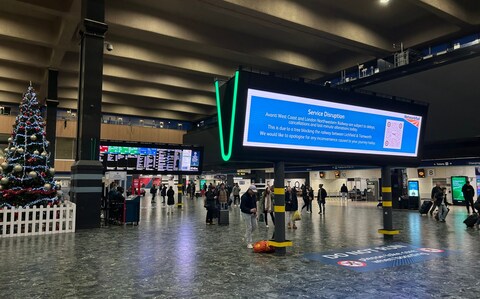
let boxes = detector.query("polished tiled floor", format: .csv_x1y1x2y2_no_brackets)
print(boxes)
1,195,479,298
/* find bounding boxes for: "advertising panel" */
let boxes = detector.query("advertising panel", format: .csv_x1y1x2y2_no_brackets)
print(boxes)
408,181,419,197
451,176,467,204
243,89,422,157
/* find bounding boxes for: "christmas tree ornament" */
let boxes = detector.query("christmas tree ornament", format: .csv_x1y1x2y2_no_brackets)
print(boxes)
1,162,7,169
0,185,3,191
33,150,39,155
5,147,9,153
41,151,47,157
44,183,52,190
13,164,22,172
49,168,55,175
7,137,12,142
30,134,37,141
28,171,37,178
17,148,24,154
1,177,8,185
10,147,16,152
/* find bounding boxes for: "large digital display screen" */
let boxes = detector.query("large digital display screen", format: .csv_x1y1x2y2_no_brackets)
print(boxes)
99,144,202,174
243,89,422,157
451,176,467,203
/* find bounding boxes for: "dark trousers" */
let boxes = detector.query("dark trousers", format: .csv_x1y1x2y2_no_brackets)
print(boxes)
465,197,475,213
302,199,311,212
318,200,325,213
162,195,165,203
264,211,275,225
233,195,240,205
206,207,215,223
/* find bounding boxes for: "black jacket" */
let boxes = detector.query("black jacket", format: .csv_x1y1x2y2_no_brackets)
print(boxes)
318,188,327,202
462,184,475,200
340,185,348,193
285,190,298,211
240,192,257,214
167,188,175,205
431,186,442,200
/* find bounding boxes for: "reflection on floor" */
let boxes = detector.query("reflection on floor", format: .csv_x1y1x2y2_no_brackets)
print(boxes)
1,196,479,298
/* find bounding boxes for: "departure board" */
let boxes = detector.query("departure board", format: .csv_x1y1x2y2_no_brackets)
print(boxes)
99,144,202,174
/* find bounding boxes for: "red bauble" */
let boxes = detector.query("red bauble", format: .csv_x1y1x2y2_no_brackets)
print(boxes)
41,172,46,177
26,121,31,125
35,127,40,132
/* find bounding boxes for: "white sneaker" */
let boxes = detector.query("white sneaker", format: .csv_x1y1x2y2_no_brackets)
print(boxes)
247,244,253,249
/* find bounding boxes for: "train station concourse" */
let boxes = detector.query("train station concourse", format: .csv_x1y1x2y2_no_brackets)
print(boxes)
0,0,480,298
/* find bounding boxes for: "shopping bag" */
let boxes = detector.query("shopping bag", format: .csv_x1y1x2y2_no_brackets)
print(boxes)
292,210,301,221
253,240,275,253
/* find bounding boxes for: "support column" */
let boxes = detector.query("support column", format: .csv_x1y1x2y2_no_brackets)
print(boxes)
270,161,292,255
45,69,59,167
177,174,183,208
378,166,400,239
71,0,107,229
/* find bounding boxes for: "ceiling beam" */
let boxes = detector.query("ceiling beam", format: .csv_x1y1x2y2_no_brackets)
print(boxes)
106,2,329,74
408,0,479,27
57,88,215,115
198,0,393,56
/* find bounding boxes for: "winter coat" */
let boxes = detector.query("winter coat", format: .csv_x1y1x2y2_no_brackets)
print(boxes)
285,190,298,211
167,188,175,205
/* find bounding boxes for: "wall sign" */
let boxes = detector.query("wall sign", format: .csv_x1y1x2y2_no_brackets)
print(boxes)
304,243,453,272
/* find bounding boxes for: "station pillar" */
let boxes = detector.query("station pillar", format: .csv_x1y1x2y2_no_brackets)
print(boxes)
378,166,400,239
45,69,58,167
270,161,292,255
70,0,107,229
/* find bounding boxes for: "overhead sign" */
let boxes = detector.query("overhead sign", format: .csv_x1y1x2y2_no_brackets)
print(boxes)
304,243,453,272
243,89,422,157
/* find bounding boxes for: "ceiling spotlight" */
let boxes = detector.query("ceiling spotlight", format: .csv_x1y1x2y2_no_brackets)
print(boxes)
379,0,390,5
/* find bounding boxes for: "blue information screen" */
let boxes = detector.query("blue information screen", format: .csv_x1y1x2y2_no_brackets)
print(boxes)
243,89,422,157
408,181,419,197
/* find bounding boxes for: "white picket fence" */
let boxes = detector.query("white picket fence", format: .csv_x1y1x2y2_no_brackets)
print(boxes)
0,202,76,237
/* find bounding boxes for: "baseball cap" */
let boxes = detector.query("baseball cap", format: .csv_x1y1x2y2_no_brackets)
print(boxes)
248,185,257,193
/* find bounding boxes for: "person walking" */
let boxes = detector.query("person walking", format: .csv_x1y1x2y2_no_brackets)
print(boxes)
150,184,157,203
462,180,476,214
340,184,348,201
285,186,298,229
301,184,311,213
436,187,449,222
317,184,327,214
166,186,175,214
261,186,275,228
161,184,167,204
429,182,442,215
204,185,216,225
232,183,241,206
240,185,258,249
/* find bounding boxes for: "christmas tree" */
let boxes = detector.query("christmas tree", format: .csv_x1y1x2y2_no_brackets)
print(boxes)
0,84,57,208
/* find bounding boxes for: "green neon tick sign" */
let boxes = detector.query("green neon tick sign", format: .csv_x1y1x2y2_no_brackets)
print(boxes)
215,70,239,162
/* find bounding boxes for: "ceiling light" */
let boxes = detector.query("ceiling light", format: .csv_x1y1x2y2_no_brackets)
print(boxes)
379,0,390,5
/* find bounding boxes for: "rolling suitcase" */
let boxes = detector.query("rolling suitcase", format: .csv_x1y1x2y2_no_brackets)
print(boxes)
419,200,433,215
218,203,229,225
463,214,478,228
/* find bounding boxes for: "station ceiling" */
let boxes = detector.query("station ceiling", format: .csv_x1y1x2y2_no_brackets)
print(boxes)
0,0,479,122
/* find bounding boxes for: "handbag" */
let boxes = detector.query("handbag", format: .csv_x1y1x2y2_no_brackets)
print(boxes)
258,213,264,222
292,210,301,221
